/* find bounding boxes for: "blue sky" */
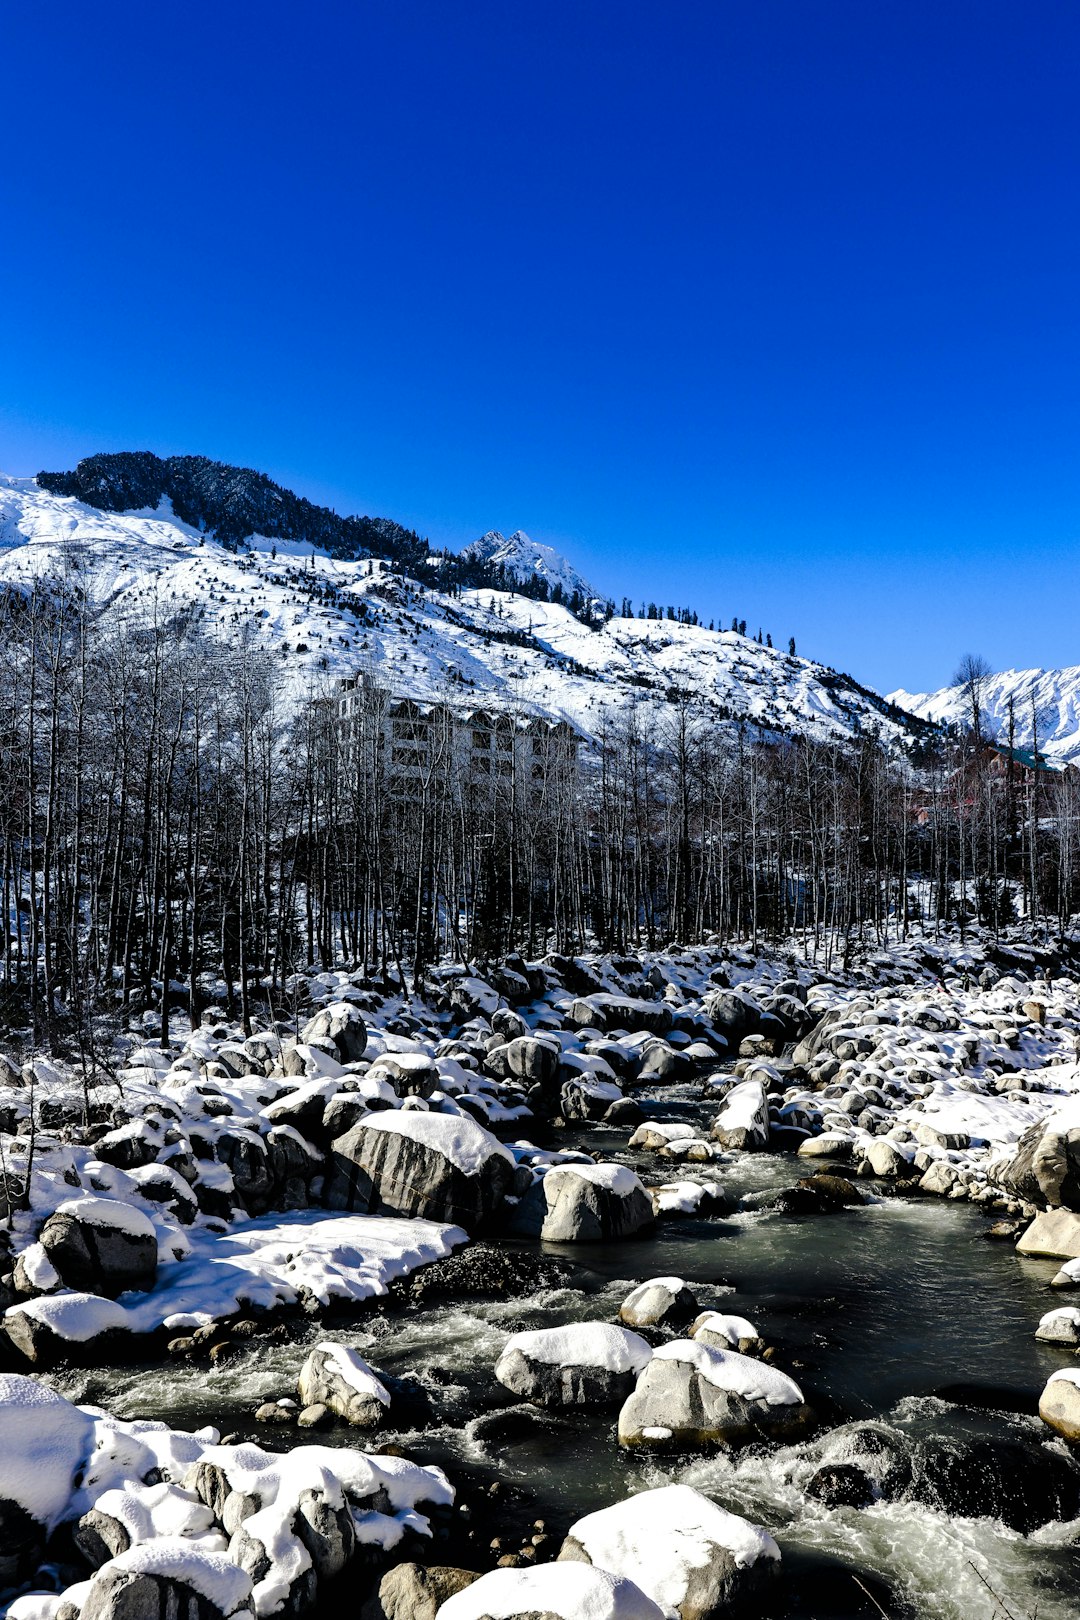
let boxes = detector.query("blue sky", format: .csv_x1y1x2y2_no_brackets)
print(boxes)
2,1,1079,694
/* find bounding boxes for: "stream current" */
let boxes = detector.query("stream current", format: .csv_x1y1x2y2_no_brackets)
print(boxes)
52,1084,1080,1619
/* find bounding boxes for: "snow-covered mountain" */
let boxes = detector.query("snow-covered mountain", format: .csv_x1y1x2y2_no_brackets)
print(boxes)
461,529,597,602
0,465,935,754
889,668,1080,764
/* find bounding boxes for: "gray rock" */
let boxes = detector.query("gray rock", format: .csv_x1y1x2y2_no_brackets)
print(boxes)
39,1207,157,1297
710,1080,770,1151
296,1345,389,1427
509,1163,654,1243
619,1277,699,1328
617,1342,814,1450
362,1563,480,1620
81,1558,253,1620
994,1119,1080,1210
558,1483,780,1620
1040,1372,1080,1444
324,1113,513,1232
301,1002,368,1063
504,1036,560,1087
495,1322,652,1408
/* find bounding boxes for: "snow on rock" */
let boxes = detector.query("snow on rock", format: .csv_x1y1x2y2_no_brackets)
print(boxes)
79,1539,254,1619
5,1213,465,1360
509,1161,655,1243
619,1278,699,1329
325,1110,515,1232
710,1080,770,1151
495,1322,653,1408
618,1341,812,1451
1040,1367,1080,1443
0,1374,453,1619
438,1560,666,1620
296,1342,391,1427
558,1483,780,1620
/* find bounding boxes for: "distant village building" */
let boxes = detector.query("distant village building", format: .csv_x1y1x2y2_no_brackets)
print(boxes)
912,740,1071,824
337,674,579,795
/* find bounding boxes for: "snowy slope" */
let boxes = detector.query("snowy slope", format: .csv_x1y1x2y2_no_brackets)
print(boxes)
0,474,931,752
461,529,597,601
889,668,1080,764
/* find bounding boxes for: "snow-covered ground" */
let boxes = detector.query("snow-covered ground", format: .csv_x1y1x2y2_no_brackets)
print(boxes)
0,475,929,752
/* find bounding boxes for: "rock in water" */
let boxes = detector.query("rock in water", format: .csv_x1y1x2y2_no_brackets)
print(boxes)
619,1277,699,1329
495,1322,653,1407
324,1111,514,1231
363,1563,481,1620
558,1483,780,1619
617,1340,813,1450
437,1562,665,1620
710,1079,770,1151
509,1163,654,1243
1040,1368,1080,1443
39,1197,158,1297
296,1343,390,1427
1016,1208,1080,1259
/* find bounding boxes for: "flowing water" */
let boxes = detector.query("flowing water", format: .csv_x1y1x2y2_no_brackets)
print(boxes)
52,1087,1080,1619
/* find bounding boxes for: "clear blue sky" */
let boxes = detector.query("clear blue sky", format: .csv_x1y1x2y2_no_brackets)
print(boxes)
2,1,1079,695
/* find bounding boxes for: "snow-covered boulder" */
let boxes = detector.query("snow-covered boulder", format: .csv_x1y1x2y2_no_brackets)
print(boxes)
710,1080,769,1151
495,1322,652,1407
0,1374,92,1581
688,1311,763,1355
296,1344,390,1427
510,1163,654,1243
1036,1307,1080,1346
301,1002,368,1064
503,1035,560,1087
568,995,673,1037
367,1053,440,1099
80,1542,253,1620
619,1278,699,1329
558,1484,780,1620
617,1341,813,1450
39,1198,158,1298
325,1111,514,1232
1040,1367,1080,1443
438,1561,664,1620
560,1076,624,1121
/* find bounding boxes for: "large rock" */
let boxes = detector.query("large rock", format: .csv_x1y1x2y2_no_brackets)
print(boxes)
994,1112,1080,1209
296,1343,390,1427
80,1541,254,1620
619,1277,699,1329
362,1563,480,1620
301,1001,368,1063
617,1340,813,1450
39,1197,158,1297
324,1110,514,1231
710,1079,769,1151
1040,1369,1080,1443
567,995,673,1037
504,1036,560,1087
510,1163,654,1243
559,1483,780,1620
437,1562,665,1620
495,1322,652,1407
367,1053,439,1099
1016,1208,1080,1260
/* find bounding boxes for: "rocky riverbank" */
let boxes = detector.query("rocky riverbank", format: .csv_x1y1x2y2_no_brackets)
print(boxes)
3,926,1080,1617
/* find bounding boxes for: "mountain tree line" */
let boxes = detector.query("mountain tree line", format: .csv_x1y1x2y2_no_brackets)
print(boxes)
0,576,1076,1053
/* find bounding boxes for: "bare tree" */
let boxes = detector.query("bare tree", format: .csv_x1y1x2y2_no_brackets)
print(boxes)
954,652,994,746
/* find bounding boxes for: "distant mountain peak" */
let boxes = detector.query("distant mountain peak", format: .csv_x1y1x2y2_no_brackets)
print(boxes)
462,529,597,600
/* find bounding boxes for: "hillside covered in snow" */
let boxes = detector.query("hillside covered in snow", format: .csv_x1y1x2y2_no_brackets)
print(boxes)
0,458,935,754
889,668,1080,765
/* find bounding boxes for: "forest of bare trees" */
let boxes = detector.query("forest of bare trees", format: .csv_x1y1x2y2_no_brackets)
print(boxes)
1,574,1078,1053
